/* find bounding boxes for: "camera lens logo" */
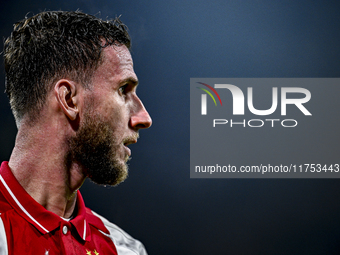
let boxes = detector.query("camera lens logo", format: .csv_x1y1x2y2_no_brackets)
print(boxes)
196,82,222,115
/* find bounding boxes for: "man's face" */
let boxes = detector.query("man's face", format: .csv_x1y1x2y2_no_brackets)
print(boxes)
69,45,152,186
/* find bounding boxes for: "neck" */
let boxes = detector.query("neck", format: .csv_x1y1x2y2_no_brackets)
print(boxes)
8,119,85,218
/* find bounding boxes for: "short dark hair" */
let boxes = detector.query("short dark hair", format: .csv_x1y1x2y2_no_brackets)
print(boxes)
4,10,131,123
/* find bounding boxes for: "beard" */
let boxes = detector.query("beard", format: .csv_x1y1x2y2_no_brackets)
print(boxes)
67,110,129,186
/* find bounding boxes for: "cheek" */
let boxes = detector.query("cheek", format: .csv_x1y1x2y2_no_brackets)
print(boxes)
90,93,131,127
105,103,130,130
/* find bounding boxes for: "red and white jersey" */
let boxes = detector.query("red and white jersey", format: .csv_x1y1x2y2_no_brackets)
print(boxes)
0,162,147,255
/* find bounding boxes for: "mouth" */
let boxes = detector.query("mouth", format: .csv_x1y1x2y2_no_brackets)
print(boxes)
122,134,139,156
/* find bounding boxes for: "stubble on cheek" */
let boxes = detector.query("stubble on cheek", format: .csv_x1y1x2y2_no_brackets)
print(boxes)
67,110,129,186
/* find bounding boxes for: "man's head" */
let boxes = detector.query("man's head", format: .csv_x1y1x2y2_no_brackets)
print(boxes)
4,10,130,124
68,45,152,186
4,11,152,186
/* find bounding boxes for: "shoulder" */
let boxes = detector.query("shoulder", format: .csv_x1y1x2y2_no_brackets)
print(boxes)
89,210,148,255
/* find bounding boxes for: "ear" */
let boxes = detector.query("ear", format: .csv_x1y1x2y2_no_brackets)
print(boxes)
54,79,80,121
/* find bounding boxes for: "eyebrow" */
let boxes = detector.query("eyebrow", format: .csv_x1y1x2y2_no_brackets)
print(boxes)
120,77,139,87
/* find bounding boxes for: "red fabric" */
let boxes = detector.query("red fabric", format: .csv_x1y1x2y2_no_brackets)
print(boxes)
0,162,117,255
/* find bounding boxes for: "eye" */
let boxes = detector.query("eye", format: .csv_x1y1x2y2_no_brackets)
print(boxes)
119,84,128,95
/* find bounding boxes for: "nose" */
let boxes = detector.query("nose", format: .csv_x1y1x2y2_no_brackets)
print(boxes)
130,97,152,130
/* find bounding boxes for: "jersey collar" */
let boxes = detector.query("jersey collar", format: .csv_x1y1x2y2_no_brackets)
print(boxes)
0,161,101,241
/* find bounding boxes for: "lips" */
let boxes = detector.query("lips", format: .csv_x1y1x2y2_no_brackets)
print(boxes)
123,139,137,146
124,145,131,157
122,133,139,156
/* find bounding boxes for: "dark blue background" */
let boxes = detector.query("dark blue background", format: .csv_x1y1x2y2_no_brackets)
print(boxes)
1,1,340,254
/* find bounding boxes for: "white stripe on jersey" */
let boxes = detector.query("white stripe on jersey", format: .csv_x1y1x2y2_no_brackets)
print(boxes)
0,175,49,233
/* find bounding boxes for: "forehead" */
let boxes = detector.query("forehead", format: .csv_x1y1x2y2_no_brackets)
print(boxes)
92,45,136,84
103,44,133,66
